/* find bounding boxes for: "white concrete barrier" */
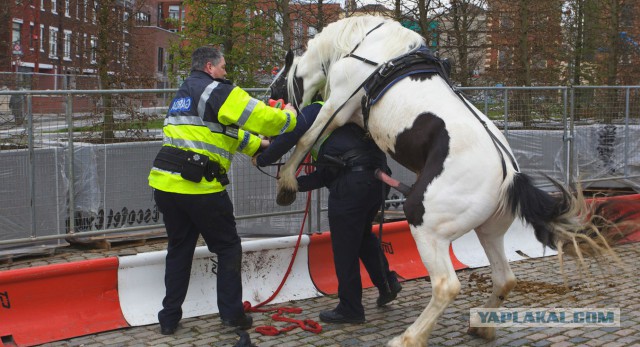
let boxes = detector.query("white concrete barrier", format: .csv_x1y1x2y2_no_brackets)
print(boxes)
452,219,557,268
118,235,321,326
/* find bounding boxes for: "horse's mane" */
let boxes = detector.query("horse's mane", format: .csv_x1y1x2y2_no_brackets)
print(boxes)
310,15,425,65
288,16,426,107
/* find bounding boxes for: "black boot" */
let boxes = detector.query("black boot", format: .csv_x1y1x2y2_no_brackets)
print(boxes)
377,273,402,307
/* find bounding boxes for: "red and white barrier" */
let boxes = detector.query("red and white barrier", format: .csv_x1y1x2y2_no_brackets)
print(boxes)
0,258,128,347
307,221,467,294
452,219,558,268
0,194,637,346
118,235,321,326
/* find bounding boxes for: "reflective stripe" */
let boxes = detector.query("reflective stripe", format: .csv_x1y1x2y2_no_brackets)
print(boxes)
151,167,180,175
165,114,207,127
237,131,251,152
279,112,292,134
165,115,238,138
163,137,232,161
197,81,220,118
237,98,258,127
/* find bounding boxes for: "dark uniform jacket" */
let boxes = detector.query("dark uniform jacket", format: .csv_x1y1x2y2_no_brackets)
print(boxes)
257,103,387,192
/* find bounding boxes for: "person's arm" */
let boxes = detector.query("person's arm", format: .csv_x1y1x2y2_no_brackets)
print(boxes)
217,86,297,136
296,172,325,192
255,103,322,166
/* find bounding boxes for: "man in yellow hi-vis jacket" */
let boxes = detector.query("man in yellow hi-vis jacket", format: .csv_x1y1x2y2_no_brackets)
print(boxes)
148,46,297,336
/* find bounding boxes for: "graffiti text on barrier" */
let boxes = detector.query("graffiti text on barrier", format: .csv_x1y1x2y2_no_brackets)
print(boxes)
0,291,10,309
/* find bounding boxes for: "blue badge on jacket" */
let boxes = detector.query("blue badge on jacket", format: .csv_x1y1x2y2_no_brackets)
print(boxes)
169,97,192,112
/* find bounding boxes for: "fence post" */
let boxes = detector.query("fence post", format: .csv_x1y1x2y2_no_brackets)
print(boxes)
566,87,575,187
66,92,75,235
27,94,37,239
484,89,489,115
624,87,630,178
503,88,509,136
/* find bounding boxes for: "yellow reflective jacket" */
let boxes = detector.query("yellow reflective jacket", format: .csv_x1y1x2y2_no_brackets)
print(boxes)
149,71,296,194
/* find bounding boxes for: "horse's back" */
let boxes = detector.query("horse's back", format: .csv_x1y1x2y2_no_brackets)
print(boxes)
368,76,512,228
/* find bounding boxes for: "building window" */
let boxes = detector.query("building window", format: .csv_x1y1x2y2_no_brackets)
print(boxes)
12,21,22,45
75,32,81,57
123,11,129,33
63,30,72,59
90,36,97,63
168,5,180,20
83,0,87,21
158,47,164,72
83,33,88,58
49,27,58,57
40,25,45,51
136,11,150,26
157,4,163,26
65,0,70,17
51,0,57,13
41,0,44,11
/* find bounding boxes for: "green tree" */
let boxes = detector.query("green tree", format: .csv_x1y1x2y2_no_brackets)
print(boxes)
170,0,279,87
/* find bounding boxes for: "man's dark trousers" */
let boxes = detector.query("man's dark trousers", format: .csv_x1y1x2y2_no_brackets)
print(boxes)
327,170,392,319
154,190,244,329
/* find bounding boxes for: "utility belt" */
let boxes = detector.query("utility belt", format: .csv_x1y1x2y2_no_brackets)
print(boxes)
153,146,230,185
321,154,382,173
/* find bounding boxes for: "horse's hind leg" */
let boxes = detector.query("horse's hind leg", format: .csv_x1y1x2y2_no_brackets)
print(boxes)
387,231,461,347
468,214,517,340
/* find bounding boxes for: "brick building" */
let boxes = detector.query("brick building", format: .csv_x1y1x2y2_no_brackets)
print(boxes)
1,0,180,90
288,2,342,54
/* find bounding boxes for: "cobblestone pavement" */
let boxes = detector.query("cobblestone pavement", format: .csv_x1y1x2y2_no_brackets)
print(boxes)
3,240,639,347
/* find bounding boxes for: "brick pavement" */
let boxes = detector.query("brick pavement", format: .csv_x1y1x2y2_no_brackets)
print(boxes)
4,240,639,347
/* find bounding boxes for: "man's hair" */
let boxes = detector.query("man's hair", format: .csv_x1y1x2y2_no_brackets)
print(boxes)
191,46,223,71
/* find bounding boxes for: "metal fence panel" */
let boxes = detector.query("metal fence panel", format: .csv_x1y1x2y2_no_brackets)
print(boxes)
0,86,639,255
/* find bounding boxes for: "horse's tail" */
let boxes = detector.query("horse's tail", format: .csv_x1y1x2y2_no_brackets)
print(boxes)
505,172,624,262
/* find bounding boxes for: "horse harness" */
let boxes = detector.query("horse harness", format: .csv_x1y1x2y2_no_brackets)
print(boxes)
309,21,519,180
351,41,519,179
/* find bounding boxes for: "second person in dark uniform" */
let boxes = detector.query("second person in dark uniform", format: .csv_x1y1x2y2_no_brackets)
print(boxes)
253,102,402,324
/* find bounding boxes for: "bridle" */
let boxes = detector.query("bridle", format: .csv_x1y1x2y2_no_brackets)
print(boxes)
256,21,386,180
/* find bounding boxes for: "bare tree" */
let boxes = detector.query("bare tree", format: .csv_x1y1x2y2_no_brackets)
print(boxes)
439,0,487,86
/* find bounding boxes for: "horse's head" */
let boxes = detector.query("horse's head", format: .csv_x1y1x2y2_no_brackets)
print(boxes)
269,50,293,103
270,49,317,111
270,47,328,111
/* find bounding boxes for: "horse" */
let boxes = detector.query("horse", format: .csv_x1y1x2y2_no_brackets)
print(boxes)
269,15,619,347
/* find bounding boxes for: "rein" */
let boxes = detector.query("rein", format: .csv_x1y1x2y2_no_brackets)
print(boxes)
256,162,315,179
297,22,386,168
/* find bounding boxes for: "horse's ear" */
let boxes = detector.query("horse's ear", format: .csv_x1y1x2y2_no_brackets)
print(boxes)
285,50,294,70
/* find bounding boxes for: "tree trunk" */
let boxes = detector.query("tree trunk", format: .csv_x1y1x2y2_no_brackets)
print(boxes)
97,0,115,141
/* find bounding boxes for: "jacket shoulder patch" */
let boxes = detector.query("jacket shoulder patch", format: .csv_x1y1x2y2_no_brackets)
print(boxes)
170,97,192,112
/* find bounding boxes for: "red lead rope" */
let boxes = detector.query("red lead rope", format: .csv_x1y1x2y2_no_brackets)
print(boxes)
243,154,322,336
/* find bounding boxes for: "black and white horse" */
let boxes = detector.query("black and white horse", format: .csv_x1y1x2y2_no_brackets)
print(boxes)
270,15,617,347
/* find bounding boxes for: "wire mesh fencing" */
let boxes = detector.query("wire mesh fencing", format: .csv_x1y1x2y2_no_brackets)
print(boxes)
0,86,638,256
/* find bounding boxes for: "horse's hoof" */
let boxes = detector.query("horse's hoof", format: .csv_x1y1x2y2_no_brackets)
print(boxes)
468,326,495,340
276,189,297,206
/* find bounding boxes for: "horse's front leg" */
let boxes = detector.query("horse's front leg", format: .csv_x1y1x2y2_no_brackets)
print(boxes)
276,103,343,206
276,145,306,206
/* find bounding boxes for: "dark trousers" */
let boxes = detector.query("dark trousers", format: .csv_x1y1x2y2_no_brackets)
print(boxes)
154,189,244,328
327,170,393,318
